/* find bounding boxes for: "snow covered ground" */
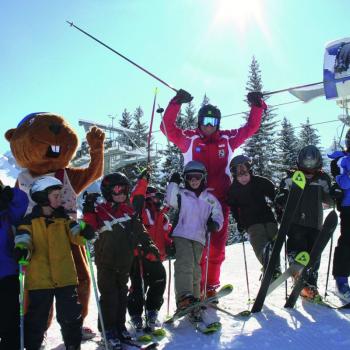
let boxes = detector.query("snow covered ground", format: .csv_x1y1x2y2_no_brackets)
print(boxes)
46,210,350,349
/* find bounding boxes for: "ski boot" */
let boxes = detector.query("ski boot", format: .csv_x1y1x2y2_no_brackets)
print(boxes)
335,276,350,298
81,326,96,340
176,294,195,312
117,326,132,340
300,286,319,300
130,315,144,332
145,309,160,331
105,330,122,350
66,346,80,350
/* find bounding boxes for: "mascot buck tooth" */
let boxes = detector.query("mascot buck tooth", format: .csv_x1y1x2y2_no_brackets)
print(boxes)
5,112,105,339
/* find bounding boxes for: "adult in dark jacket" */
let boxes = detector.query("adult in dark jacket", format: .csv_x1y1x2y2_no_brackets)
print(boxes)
0,182,28,350
276,145,333,299
328,129,350,297
227,156,279,274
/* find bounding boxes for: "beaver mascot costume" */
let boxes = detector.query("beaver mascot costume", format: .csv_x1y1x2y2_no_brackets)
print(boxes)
5,112,105,340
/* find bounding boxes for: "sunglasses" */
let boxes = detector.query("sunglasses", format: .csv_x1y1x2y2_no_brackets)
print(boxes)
112,185,128,196
200,116,219,127
185,173,204,181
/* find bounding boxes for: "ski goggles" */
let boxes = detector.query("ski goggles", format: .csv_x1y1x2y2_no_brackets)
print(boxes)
184,172,205,181
200,116,219,127
112,185,128,196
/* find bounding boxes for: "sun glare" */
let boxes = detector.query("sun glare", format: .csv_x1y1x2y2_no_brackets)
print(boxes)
213,0,266,34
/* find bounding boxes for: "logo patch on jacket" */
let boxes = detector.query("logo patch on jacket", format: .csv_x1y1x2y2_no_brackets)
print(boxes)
218,149,225,158
195,146,201,153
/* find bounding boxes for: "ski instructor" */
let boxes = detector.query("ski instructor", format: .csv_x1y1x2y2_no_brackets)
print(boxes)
160,89,266,298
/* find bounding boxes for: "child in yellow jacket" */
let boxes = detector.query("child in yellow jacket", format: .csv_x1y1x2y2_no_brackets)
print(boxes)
14,176,95,350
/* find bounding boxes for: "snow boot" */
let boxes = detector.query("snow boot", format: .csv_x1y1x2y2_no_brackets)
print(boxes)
130,315,143,332
145,309,160,330
335,276,350,298
117,326,132,340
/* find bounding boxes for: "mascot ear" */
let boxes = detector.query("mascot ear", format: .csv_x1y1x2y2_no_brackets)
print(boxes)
5,129,16,142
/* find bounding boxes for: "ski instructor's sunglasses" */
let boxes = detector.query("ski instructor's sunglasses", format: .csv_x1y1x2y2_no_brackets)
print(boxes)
200,116,219,127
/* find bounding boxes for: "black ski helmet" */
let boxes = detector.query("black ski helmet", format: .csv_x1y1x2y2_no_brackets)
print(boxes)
345,129,350,150
183,160,207,176
230,155,252,175
297,145,323,171
30,176,63,206
100,172,130,201
198,104,221,129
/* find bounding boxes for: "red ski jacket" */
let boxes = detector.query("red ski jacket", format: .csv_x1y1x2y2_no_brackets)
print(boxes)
160,100,266,202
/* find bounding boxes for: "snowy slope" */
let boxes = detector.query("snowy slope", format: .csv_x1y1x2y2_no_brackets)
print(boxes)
45,211,350,349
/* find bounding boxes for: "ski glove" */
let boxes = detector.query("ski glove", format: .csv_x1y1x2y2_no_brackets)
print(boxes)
0,186,14,210
169,172,182,185
330,183,343,201
207,216,220,233
247,91,263,108
172,89,193,104
82,191,100,214
14,246,29,263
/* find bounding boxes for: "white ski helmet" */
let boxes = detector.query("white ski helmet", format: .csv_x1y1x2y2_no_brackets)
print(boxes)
30,176,63,205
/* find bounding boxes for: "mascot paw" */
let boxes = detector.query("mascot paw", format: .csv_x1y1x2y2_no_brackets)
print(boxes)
86,126,105,150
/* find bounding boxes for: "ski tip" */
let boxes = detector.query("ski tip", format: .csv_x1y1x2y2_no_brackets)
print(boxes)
144,342,159,349
239,310,251,317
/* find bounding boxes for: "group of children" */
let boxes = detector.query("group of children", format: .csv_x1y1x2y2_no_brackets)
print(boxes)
0,138,349,349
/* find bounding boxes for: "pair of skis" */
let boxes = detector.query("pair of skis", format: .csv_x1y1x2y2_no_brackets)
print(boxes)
243,171,338,315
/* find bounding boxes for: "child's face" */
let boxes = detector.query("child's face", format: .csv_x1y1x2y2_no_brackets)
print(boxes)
185,172,203,190
112,193,127,203
236,165,251,185
47,189,62,208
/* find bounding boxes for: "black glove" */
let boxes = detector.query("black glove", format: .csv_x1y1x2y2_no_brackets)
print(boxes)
0,186,14,210
330,183,343,201
138,168,150,181
133,195,145,217
14,246,29,263
165,242,176,259
247,91,263,107
170,172,182,185
80,223,96,240
236,223,245,234
82,192,99,214
172,89,193,104
207,216,219,233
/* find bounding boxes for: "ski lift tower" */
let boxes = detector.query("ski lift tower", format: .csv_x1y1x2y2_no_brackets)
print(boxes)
71,119,159,174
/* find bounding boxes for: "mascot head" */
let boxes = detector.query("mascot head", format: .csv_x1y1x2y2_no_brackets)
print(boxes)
5,112,79,175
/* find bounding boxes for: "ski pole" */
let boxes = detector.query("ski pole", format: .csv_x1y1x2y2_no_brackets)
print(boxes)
147,88,158,165
284,238,288,300
136,245,147,324
166,258,172,317
18,260,28,350
66,21,177,92
203,231,212,300
84,240,108,349
324,234,334,299
241,235,251,303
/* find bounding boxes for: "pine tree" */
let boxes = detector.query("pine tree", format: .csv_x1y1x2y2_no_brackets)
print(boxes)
132,106,148,148
243,57,280,181
182,101,197,129
298,117,321,148
119,108,133,128
201,94,210,107
276,117,299,176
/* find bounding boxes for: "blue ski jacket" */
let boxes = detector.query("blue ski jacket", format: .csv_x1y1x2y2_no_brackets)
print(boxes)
328,150,350,207
0,187,28,279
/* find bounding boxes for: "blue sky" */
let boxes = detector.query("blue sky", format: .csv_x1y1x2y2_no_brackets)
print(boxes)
1,0,349,154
